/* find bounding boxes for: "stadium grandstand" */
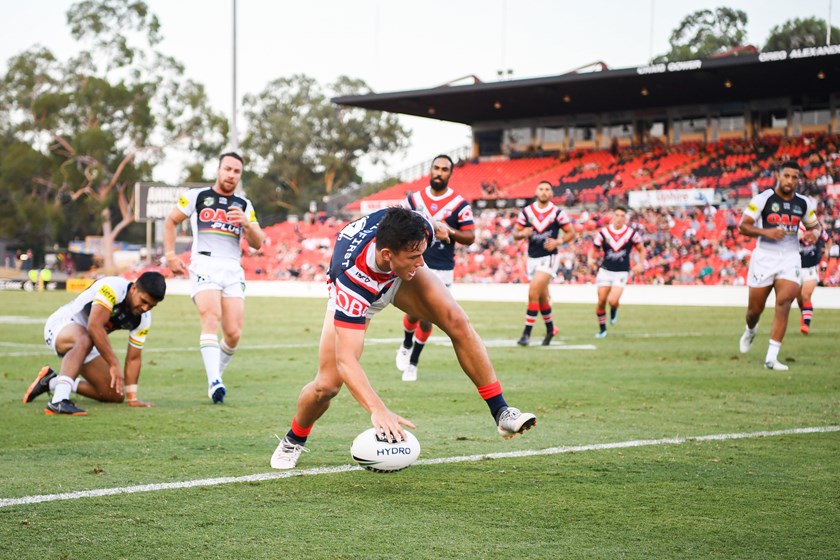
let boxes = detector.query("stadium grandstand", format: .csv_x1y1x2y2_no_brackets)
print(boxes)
169,47,840,287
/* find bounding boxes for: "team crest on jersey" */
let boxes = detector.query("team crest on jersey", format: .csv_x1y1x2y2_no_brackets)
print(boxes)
771,202,780,212
203,198,214,207
430,203,438,211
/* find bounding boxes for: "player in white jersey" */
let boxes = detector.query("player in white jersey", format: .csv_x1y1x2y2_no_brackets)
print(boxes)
23,272,166,415
164,152,265,403
738,161,820,370
513,181,576,346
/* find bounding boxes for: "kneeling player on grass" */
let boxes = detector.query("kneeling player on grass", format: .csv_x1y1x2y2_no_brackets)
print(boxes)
23,271,166,415
270,207,536,469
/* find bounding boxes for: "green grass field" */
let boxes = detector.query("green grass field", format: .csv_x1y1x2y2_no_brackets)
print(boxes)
1,290,838,559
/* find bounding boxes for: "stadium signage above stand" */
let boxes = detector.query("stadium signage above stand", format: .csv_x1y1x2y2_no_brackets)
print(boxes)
628,188,716,210
637,60,703,75
637,46,840,77
759,45,840,62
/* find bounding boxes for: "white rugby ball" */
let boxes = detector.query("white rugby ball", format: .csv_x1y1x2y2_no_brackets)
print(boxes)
350,428,421,473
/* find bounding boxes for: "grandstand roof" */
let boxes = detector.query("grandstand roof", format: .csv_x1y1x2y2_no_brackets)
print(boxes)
333,47,840,125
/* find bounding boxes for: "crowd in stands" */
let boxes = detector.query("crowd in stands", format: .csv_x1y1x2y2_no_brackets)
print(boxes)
461,202,839,286
157,134,840,287
230,200,839,288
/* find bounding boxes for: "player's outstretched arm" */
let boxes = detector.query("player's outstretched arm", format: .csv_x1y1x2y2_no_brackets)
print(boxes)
334,325,414,442
123,345,152,406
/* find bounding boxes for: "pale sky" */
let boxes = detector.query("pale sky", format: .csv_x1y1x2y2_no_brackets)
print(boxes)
0,0,835,183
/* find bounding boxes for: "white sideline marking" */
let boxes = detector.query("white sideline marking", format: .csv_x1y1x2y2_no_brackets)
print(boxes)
0,316,46,325
0,337,598,357
1,425,837,509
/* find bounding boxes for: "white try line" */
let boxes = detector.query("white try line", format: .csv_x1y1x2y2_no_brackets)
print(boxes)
1,425,837,509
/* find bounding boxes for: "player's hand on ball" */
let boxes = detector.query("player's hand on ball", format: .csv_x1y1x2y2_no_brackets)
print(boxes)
370,408,415,443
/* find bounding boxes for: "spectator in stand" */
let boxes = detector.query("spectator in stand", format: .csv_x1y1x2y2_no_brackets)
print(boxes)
512,181,577,346
797,223,832,334
587,206,646,338
738,161,821,371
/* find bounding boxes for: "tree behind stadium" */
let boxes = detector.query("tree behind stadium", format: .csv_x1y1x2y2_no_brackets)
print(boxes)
0,0,227,270
764,17,840,51
653,9,840,64
241,74,410,218
652,7,749,63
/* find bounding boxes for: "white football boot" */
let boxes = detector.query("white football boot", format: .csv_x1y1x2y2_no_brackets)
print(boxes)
402,364,418,382
764,359,789,371
270,435,309,469
739,328,756,353
396,345,411,372
496,407,536,439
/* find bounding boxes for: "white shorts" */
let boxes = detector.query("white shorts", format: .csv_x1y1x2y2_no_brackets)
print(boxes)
595,268,629,287
326,278,404,320
747,249,801,288
429,267,454,289
189,255,246,299
526,254,560,280
800,265,819,284
44,310,99,364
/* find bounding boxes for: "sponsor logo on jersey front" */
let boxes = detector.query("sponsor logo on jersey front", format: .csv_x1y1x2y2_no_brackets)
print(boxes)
198,208,241,235
351,269,373,285
334,282,367,318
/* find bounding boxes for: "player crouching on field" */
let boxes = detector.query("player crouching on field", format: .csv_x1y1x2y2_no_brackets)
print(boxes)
23,271,167,415
271,207,536,469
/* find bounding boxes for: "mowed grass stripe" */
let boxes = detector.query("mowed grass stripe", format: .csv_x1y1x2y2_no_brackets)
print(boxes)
3,425,836,509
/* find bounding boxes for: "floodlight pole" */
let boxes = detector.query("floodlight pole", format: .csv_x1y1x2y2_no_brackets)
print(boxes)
829,0,833,46
231,0,239,151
